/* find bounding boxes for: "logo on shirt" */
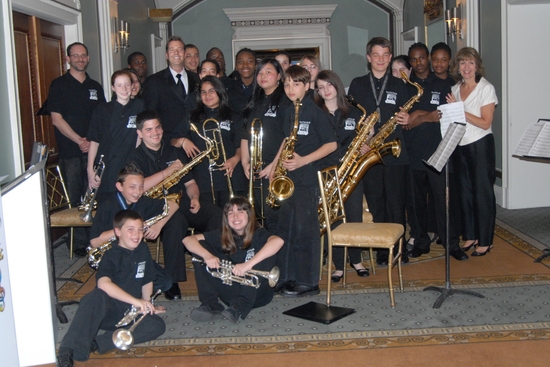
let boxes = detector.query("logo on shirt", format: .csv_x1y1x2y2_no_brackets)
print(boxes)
245,248,255,262
127,115,137,128
344,118,356,130
89,89,99,100
136,261,146,278
298,121,310,136
220,120,231,131
430,92,441,105
385,91,397,105
264,106,277,117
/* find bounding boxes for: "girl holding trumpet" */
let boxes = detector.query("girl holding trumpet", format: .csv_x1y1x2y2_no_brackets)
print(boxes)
183,196,284,323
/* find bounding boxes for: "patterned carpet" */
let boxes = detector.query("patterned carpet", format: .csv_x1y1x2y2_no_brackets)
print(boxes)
53,221,550,360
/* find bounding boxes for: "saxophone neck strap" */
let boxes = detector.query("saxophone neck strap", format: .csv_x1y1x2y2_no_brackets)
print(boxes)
369,72,389,124
116,191,136,210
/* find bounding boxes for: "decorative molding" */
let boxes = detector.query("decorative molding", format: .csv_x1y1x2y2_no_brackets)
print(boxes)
52,0,81,11
223,5,337,28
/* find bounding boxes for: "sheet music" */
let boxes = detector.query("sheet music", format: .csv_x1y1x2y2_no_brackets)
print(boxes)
424,122,466,172
437,102,466,137
514,119,550,158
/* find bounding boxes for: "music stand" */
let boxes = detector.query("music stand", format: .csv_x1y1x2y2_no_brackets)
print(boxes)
422,122,485,308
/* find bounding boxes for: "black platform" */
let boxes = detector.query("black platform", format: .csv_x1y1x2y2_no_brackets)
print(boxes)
282,301,356,324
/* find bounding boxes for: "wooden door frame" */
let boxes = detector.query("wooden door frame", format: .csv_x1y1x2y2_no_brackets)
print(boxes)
5,0,82,175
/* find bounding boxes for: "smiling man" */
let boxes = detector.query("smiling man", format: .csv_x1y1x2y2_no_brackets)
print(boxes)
142,36,199,146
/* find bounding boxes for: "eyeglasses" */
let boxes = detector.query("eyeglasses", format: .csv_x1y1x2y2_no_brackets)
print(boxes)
316,82,333,92
69,54,88,59
302,64,318,71
200,89,217,96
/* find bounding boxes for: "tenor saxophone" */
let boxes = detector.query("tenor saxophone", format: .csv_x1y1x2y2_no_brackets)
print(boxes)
144,123,213,199
266,99,301,208
86,198,170,269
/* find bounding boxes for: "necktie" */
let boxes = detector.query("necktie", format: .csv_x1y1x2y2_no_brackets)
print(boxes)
176,73,187,98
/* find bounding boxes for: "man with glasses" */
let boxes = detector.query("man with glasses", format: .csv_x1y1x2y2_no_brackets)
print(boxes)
48,42,106,257
348,37,412,266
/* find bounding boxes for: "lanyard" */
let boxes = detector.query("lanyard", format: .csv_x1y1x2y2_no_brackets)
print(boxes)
369,72,389,124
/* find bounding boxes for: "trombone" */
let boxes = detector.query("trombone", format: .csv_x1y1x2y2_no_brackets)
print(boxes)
248,118,264,225
202,118,234,204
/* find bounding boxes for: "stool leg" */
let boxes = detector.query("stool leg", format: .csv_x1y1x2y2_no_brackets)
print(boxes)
397,238,404,291
69,227,74,259
369,248,376,275
387,246,395,308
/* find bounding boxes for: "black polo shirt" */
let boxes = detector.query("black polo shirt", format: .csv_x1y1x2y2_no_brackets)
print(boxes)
348,71,411,165
130,141,194,200
323,105,364,168
202,227,273,265
90,193,164,240
96,240,155,299
240,93,291,165
189,107,246,193
282,95,337,188
405,72,451,170
47,71,105,159
87,98,144,195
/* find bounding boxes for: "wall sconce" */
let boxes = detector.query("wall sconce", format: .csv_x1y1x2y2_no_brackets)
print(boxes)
445,6,463,42
114,17,130,53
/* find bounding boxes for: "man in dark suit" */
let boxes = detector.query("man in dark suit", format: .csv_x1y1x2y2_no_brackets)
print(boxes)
143,36,199,147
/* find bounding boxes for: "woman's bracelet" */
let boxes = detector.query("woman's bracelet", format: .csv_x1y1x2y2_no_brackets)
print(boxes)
181,137,186,148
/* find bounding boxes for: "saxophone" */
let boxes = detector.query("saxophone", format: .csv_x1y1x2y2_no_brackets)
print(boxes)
144,123,213,200
266,99,301,209
318,98,379,234
86,198,171,269
318,71,422,235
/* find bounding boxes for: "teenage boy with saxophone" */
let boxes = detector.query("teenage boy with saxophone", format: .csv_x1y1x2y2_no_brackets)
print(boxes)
57,210,166,367
348,37,412,266
270,65,337,297
89,162,184,300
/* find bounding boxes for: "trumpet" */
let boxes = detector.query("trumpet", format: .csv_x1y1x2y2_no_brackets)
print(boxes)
192,257,279,288
79,154,105,223
202,118,234,204
248,118,264,224
112,289,162,350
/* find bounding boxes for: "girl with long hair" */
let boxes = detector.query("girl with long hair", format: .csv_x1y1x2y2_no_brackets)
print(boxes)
314,69,370,282
188,75,246,208
183,196,284,323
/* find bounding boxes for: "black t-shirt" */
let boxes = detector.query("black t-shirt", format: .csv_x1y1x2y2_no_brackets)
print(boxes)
202,227,273,266
405,72,451,170
130,141,194,201
189,107,246,192
348,71,411,165
47,72,106,159
220,76,248,113
96,240,155,300
240,93,291,166
90,193,164,240
282,95,337,188
87,98,144,195
321,105,364,168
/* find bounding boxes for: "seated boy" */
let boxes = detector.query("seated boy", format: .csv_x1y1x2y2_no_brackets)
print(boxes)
270,65,337,297
89,163,186,300
57,210,166,367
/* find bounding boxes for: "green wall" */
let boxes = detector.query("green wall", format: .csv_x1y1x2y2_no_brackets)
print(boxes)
172,0,390,86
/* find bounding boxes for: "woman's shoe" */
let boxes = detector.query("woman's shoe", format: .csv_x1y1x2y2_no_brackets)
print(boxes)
331,271,343,283
471,245,493,257
461,239,478,252
351,263,370,277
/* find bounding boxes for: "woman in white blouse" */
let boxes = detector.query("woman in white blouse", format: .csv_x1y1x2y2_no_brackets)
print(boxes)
446,47,498,257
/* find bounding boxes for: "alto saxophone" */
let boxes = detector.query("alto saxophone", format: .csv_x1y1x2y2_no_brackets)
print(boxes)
86,198,170,269
144,123,213,200
266,99,301,208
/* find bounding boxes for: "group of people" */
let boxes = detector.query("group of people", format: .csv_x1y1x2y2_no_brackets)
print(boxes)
52,35,497,367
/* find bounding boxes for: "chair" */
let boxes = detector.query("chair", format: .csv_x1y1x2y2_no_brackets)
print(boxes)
318,166,404,308
46,164,92,259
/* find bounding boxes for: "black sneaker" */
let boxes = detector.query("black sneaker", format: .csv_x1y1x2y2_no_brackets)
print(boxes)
73,247,87,258
190,304,223,322
222,306,242,323
57,349,74,367
90,339,99,354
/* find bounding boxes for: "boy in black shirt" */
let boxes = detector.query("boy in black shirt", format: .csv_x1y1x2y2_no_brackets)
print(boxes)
271,65,337,297
57,210,165,367
348,37,412,266
89,163,185,300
